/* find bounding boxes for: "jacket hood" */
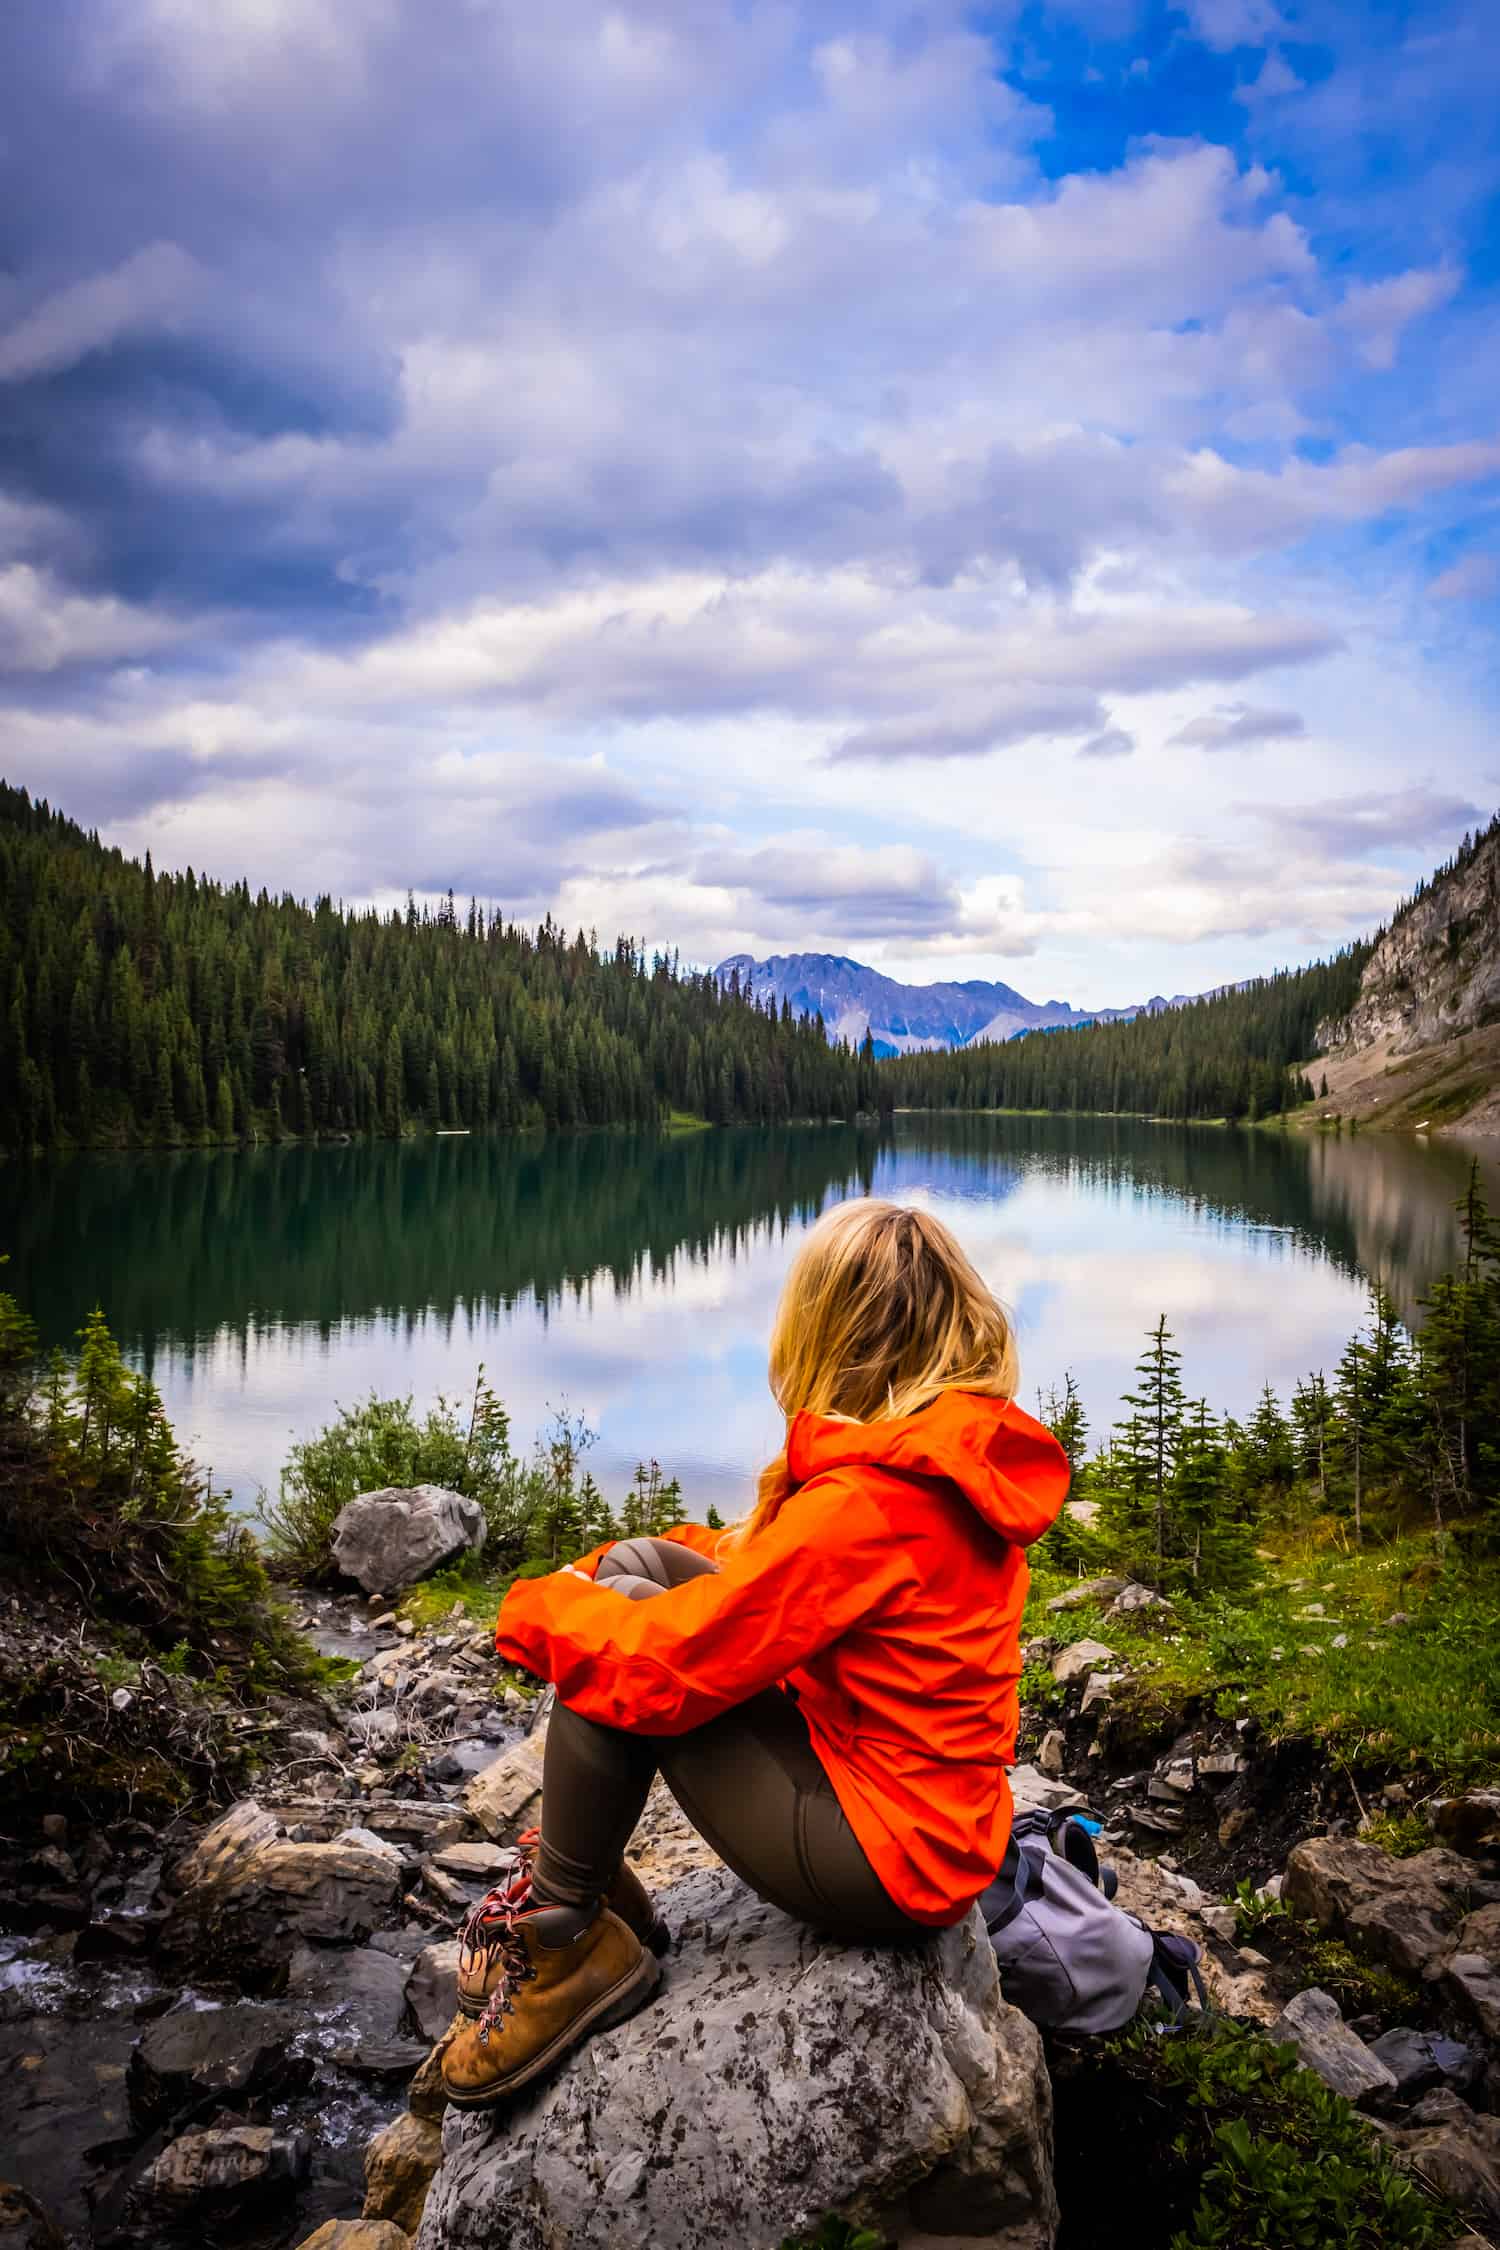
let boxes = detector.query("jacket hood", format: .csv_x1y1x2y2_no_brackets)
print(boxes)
787,1390,1070,1549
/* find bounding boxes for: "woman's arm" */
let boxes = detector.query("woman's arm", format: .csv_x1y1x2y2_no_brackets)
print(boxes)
494,1476,912,1734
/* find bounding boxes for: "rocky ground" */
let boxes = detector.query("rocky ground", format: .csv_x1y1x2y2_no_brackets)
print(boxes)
3,1555,1499,2250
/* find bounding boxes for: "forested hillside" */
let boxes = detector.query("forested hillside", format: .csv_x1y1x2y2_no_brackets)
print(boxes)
0,786,883,1151
882,946,1372,1123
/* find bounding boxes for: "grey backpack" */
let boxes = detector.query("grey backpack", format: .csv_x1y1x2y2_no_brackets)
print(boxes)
980,1809,1206,2035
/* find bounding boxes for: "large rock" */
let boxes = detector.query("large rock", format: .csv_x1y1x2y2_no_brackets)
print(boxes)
1269,1989,1397,2110
128,2000,300,2124
1367,2026,1480,2101
415,1864,1056,2250
1281,1836,1478,1978
159,1828,404,1991
1381,2089,1500,2228
332,1486,486,1597
288,1940,413,2054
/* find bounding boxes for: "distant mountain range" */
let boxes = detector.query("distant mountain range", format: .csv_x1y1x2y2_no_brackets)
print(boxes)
715,952,1194,1057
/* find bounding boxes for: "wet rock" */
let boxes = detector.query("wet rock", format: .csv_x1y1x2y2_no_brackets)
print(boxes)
1044,1578,1126,1614
160,1832,404,1991
288,1940,412,2049
1381,2089,1500,2227
1428,1790,1500,1859
365,2113,445,2234
405,1940,463,2044
141,2123,310,2205
1270,1988,1397,2109
1367,2026,1481,2101
1282,1835,1477,1978
416,1864,1056,2250
409,2034,458,2122
0,2184,65,2249
128,2000,300,2124
462,1736,546,1844
1052,1639,1115,1687
298,2226,413,2250
331,1487,486,1598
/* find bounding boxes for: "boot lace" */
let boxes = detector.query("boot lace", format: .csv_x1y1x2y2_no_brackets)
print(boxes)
459,1845,540,2046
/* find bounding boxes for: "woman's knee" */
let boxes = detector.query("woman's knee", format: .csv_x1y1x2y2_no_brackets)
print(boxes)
599,1536,718,1592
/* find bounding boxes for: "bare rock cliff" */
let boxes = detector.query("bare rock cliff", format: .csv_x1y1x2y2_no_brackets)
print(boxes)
1320,819,1500,1059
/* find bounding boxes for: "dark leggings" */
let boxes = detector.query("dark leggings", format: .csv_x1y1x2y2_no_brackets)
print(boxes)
533,1536,920,1939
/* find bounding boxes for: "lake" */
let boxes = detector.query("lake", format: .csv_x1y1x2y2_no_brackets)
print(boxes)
2,1115,1493,1522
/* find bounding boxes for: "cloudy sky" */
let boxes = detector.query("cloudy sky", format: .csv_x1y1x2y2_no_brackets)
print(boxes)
2,0,1496,1005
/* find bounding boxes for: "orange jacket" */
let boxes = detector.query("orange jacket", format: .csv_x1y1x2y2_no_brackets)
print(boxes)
493,1391,1069,1926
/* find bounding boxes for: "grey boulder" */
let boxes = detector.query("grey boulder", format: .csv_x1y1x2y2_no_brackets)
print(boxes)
332,1486,487,1597
140,2125,310,2205
1381,2089,1500,2228
1269,1988,1397,2109
415,1865,1057,2250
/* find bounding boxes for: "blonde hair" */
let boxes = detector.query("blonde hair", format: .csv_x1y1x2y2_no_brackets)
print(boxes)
727,1197,1018,1547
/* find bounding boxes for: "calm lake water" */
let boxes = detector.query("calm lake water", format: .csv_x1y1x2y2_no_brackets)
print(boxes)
2,1116,1494,1520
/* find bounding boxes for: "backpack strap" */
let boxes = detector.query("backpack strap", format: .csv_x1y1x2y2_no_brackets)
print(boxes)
1143,1929,1210,2025
980,1836,1048,1936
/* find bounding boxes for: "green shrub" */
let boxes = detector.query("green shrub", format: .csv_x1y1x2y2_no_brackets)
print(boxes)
1053,2017,1450,2250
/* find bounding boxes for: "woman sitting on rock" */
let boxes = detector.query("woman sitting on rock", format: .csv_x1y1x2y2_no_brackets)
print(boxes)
442,1196,1069,2108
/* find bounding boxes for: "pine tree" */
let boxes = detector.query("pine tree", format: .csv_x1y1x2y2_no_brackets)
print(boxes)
1118,1316,1185,1568
1040,1370,1089,1474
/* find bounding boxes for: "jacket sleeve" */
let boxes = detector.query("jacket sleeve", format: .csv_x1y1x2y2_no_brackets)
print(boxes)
494,1478,913,1734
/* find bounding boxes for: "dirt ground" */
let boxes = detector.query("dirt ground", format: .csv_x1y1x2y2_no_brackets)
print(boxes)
1308,1021,1500,1138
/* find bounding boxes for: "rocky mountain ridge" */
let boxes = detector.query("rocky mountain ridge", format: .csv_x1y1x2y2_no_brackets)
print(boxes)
716,951,1191,1057
1320,815,1499,1060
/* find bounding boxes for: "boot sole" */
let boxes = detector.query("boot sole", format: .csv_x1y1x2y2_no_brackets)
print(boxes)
444,1948,662,2108
455,1916,670,2018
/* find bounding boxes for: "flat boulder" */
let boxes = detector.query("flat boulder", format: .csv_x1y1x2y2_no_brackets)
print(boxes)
462,1736,545,1844
1281,1835,1477,1979
159,1832,403,1992
415,1864,1057,2250
331,1486,486,1597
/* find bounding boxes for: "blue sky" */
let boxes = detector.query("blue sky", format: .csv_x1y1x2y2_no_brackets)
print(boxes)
1,0,1496,1004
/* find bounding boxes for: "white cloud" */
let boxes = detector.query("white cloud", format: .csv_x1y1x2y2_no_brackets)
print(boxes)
1170,702,1306,750
1429,553,1498,602
0,243,200,382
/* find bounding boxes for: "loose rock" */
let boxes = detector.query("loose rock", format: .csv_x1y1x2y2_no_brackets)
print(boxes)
0,2185,65,2249
1381,2089,1500,2228
1367,2027,1480,2101
141,2125,310,2205
462,1736,546,1844
297,2225,412,2250
1270,1989,1397,2109
160,1832,405,1990
405,1941,464,2044
1052,1639,1115,1687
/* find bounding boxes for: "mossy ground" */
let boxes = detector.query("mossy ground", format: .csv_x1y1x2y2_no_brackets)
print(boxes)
1025,1532,1500,1795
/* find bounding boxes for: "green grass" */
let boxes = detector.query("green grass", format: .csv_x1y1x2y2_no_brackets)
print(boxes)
1026,1536,1500,1790
663,1107,714,1133
396,1553,521,1631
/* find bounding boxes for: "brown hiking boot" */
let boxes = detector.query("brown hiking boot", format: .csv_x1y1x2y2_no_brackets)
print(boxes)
456,1828,668,2020
441,1898,659,2109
